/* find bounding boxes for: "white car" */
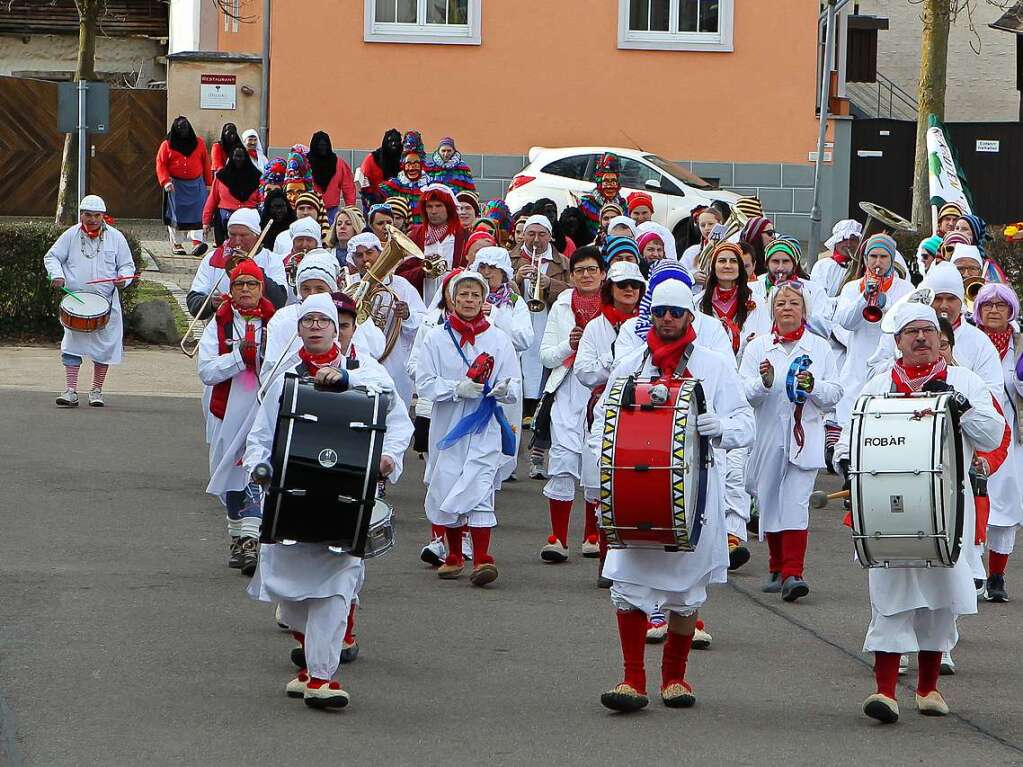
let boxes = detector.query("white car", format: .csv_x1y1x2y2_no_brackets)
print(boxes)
505,146,740,237
505,146,741,239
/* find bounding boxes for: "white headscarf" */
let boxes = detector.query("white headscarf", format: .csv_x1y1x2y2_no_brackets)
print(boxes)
241,129,268,173
347,232,383,259
227,207,261,236
297,292,339,330
921,260,965,300
635,221,678,261
289,217,322,245
607,215,638,238
472,246,515,282
824,219,862,250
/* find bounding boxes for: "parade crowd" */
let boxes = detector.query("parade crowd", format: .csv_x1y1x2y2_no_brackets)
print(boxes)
40,115,1021,721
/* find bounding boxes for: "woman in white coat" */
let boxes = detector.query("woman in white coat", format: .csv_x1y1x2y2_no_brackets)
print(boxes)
44,195,136,407
739,281,841,601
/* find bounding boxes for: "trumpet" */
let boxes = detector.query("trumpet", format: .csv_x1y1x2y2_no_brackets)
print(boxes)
526,245,546,313
862,267,887,323
179,220,275,358
284,247,311,288
964,276,985,313
422,252,448,279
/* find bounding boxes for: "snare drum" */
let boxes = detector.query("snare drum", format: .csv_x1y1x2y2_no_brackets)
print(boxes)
260,373,390,558
59,291,111,333
598,377,709,551
849,392,965,568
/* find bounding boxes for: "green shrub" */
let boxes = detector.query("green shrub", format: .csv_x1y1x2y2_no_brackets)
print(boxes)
892,226,1023,296
0,222,144,339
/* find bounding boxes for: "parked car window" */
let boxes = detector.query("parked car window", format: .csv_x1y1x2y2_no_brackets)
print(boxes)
643,154,712,189
618,157,662,189
541,155,596,181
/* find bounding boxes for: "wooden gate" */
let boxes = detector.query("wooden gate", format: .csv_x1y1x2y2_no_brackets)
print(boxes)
0,76,166,218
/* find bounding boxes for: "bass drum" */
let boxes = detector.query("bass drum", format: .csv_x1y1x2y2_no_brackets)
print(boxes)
261,373,390,557
598,377,709,551
849,392,964,568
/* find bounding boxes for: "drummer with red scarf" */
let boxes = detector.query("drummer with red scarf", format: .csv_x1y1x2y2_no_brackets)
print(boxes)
589,279,754,712
197,259,277,574
538,246,608,563
834,302,1003,724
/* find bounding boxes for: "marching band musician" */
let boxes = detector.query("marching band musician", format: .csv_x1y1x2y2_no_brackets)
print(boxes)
245,293,412,709
750,239,831,339
197,260,277,574
809,219,862,299
45,194,136,408
591,280,755,712
188,208,287,318
949,243,984,281
415,271,522,586
739,281,841,601
834,302,1004,724
282,217,322,305
271,192,326,256
405,183,469,300
538,247,607,563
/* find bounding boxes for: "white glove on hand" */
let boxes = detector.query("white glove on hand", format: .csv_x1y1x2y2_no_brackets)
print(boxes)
696,411,723,438
455,378,485,400
490,378,510,400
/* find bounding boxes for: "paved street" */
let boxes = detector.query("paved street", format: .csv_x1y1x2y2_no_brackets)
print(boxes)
2,387,1023,767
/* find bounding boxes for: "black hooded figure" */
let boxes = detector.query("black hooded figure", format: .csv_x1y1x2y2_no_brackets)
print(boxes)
375,128,402,181
308,131,339,193
216,122,243,168
167,115,198,157
212,146,262,244
533,197,573,253
260,188,296,246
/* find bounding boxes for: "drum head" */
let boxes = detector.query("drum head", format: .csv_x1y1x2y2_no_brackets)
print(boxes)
370,499,392,527
60,291,110,318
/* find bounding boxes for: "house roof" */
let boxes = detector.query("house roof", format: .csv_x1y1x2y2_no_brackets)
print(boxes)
990,1,1023,33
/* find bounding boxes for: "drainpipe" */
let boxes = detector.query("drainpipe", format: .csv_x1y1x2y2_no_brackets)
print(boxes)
259,0,270,149
808,0,837,261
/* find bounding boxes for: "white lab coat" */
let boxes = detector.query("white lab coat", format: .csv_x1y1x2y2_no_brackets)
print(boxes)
739,332,842,535
422,234,456,303
189,246,287,305
589,345,755,614
43,224,136,364
986,339,1023,531
834,366,1003,621
488,294,534,481
415,322,521,527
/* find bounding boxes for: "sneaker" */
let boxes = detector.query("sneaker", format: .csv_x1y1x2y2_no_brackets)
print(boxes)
600,683,648,713
915,690,949,716
761,572,783,593
304,678,350,709
540,537,569,563
340,640,359,664
581,536,600,558
528,463,547,480
87,389,104,407
661,680,696,708
781,576,810,602
645,613,668,643
172,244,188,256
986,573,1009,602
191,241,209,257
461,531,474,561
286,669,309,698
420,537,446,568
56,389,79,407
470,562,498,587
692,625,712,650
239,537,259,577
975,578,987,599
939,651,955,676
727,534,750,571
863,693,899,724
228,537,242,569
898,654,909,676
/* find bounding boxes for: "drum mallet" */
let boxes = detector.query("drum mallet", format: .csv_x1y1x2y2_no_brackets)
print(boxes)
810,489,850,509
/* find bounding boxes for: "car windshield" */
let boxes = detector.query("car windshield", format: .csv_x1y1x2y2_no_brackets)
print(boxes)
643,154,712,189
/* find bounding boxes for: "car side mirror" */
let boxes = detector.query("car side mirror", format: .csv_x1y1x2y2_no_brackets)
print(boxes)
644,178,661,191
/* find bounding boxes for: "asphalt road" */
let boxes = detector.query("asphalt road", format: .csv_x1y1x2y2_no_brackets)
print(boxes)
2,390,1023,766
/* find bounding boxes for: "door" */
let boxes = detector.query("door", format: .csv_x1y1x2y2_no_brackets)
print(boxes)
848,119,915,220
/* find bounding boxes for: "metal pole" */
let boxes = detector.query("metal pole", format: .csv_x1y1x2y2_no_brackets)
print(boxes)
259,0,270,149
77,79,87,207
807,0,837,262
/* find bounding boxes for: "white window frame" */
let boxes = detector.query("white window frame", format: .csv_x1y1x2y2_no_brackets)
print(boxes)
223,0,240,33
617,0,733,52
364,0,482,45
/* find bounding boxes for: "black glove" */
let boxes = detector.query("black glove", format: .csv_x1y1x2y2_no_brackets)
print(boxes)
921,378,952,393
947,390,972,420
838,459,850,493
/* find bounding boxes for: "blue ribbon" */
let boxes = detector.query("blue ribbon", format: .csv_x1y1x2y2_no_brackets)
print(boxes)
785,354,812,404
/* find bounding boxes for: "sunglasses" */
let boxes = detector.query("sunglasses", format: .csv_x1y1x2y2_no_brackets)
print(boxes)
614,280,645,290
651,306,687,319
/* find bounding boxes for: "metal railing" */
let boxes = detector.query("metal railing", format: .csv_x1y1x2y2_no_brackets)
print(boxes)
847,72,918,120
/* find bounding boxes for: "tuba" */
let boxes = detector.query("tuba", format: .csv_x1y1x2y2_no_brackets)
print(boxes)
963,276,985,313
343,224,423,362
696,196,763,273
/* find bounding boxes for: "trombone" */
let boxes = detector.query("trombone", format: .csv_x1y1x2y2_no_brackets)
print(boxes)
180,219,275,358
525,245,546,312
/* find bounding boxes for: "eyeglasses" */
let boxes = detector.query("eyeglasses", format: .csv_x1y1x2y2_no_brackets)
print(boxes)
900,326,938,337
651,306,687,319
981,301,1010,311
572,265,602,275
300,317,333,329
232,279,261,289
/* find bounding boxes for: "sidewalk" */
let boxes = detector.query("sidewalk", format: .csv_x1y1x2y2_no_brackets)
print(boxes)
0,345,203,398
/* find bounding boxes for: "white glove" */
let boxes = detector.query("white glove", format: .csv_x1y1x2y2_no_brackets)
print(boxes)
490,378,510,400
696,411,723,438
455,378,485,400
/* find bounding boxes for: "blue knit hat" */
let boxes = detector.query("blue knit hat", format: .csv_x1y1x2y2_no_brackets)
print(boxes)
603,235,640,263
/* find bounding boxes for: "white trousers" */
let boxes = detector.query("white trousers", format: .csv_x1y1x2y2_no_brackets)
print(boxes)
168,225,203,245
724,448,750,541
277,596,350,681
863,606,958,654
988,524,1018,556
610,580,705,617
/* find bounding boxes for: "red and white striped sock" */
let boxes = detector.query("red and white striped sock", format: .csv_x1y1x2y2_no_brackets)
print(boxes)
92,363,108,391
65,365,80,391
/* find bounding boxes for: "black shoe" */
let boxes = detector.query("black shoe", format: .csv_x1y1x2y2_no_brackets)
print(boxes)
239,537,259,576
728,544,750,571
974,578,987,599
986,573,1009,602
781,576,810,602
228,537,242,569
597,574,612,589
825,445,836,475
340,641,360,664
291,646,306,668
191,241,209,257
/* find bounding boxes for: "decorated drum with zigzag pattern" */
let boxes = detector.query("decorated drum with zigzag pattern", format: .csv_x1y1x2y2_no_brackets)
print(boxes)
598,377,709,551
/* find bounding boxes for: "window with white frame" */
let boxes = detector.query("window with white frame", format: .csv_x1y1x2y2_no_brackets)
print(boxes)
618,0,733,52
365,0,481,45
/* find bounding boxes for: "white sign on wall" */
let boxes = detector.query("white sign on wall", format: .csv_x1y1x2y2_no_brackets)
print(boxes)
976,140,1000,153
200,74,237,110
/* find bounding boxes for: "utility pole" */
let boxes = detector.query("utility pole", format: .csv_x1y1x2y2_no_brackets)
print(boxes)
808,0,837,260
259,0,270,149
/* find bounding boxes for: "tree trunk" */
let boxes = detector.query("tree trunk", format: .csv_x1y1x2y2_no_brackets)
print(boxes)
911,0,951,230
55,1,100,224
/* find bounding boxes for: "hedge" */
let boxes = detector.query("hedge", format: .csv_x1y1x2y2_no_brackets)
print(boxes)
892,226,1023,295
0,222,144,339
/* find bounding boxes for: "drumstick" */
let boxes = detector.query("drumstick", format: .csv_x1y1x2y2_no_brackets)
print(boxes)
60,286,86,304
85,274,141,285
809,489,850,509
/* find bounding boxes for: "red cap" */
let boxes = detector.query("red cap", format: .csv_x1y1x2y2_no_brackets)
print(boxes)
627,191,654,213
465,231,496,251
230,258,265,284
331,291,357,318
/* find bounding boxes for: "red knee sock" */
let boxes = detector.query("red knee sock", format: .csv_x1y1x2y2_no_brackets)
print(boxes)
780,529,809,579
616,610,648,693
695,618,705,631
291,630,305,648
661,629,694,688
548,499,572,547
873,652,900,698
344,605,357,644
583,500,599,543
469,526,494,565
92,362,108,391
989,551,1009,576
598,530,608,559
65,365,80,391
430,524,447,541
766,532,783,574
917,651,941,696
443,526,463,566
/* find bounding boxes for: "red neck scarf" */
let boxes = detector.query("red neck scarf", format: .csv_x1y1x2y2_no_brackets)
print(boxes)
891,357,948,393
647,323,698,379
448,311,490,347
711,285,738,320
601,302,637,329
571,290,602,327
425,222,452,246
772,322,806,346
215,297,275,324
983,325,1013,359
859,270,894,294
298,344,341,376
